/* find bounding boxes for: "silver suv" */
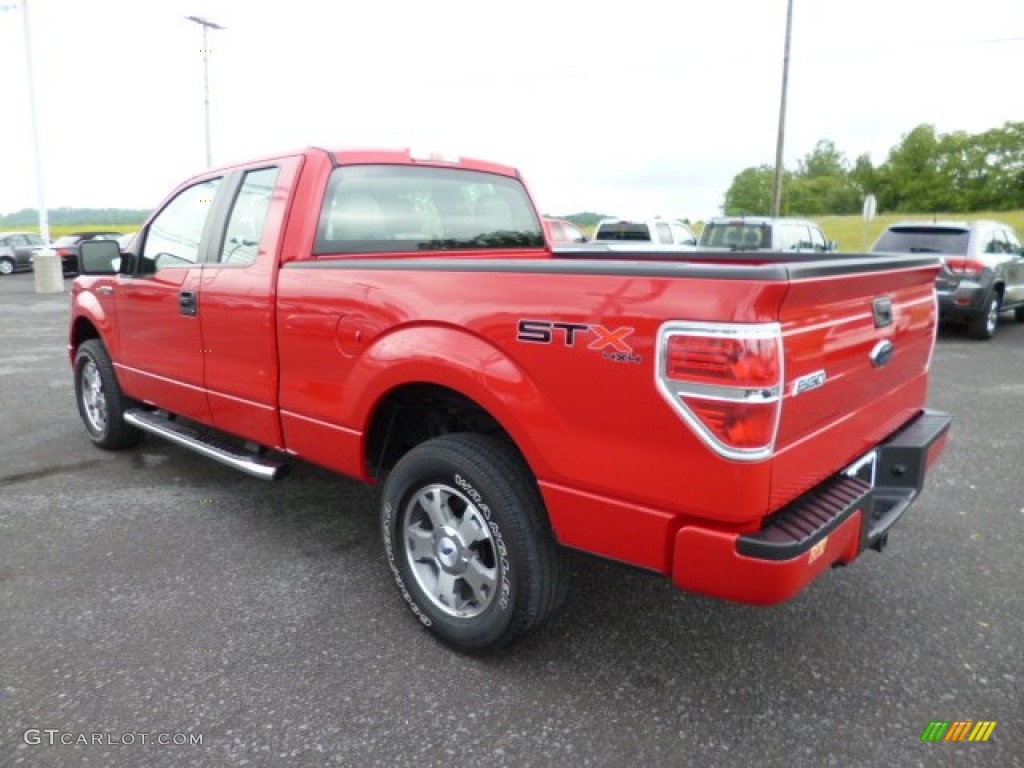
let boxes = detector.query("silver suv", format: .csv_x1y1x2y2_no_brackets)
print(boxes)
699,216,836,252
872,220,1024,340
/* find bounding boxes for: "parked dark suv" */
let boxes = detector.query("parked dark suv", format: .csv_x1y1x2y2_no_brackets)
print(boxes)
52,231,124,275
0,231,47,275
872,221,1024,339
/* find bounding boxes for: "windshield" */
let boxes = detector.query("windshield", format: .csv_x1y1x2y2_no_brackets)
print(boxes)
315,165,544,254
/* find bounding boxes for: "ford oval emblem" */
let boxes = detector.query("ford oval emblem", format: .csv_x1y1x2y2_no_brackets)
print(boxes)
870,340,895,368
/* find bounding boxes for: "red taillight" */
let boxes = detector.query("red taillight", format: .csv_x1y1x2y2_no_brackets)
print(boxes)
657,323,783,460
685,399,778,450
56,248,73,256
944,257,985,278
666,335,779,388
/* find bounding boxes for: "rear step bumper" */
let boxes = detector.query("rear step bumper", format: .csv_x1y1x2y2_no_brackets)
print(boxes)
124,409,289,481
671,408,952,605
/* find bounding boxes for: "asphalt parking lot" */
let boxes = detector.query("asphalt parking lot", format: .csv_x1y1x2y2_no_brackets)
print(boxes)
1,271,1021,768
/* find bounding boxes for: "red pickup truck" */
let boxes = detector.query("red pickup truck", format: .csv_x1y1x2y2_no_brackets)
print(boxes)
71,147,951,652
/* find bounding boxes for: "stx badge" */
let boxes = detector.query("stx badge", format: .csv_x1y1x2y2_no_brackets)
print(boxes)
517,320,641,364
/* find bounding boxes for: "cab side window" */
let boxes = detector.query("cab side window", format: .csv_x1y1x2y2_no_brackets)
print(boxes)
218,167,280,266
982,230,1004,254
141,178,221,271
809,226,827,252
671,223,696,246
778,224,799,251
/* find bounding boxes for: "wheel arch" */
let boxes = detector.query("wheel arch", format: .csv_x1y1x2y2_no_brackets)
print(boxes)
349,325,564,483
70,292,117,363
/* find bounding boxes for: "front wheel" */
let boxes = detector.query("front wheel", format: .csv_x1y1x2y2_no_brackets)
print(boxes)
74,339,142,449
381,433,567,652
0,257,15,276
967,293,1000,340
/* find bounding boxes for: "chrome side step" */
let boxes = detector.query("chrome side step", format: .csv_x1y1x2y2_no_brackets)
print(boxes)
124,409,288,481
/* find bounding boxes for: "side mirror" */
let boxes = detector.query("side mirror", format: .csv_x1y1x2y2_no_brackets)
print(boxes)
827,240,838,252
79,240,122,275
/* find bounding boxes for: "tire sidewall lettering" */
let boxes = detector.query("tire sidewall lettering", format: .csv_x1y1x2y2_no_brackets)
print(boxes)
382,500,432,627
454,472,512,611
384,467,514,633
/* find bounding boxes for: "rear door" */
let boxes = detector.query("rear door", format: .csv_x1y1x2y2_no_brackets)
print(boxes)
197,155,304,448
998,228,1024,306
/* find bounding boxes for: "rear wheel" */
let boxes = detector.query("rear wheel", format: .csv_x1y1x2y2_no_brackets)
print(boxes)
380,433,567,652
967,294,1000,340
0,257,14,276
1015,305,1024,322
74,339,142,449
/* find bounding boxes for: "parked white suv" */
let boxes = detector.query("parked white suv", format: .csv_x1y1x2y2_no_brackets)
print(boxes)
699,217,835,252
592,218,698,248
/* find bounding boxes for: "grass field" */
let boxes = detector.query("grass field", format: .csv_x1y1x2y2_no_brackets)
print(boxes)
644,210,1024,251
20,224,143,240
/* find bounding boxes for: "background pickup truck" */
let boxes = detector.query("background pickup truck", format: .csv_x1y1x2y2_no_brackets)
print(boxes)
591,217,698,247
700,216,836,252
71,147,951,652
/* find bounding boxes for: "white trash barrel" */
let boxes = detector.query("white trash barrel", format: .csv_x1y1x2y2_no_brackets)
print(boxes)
33,249,64,294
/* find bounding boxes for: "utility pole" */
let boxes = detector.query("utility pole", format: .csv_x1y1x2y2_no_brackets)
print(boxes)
185,15,224,167
771,0,794,218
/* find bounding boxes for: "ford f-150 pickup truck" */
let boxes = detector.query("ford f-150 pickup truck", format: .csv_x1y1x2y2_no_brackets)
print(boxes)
71,147,951,652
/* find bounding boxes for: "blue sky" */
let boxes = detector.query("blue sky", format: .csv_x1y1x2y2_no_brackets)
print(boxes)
1,0,1022,222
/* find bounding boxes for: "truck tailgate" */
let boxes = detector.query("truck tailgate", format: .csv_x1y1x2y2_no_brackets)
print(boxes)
770,257,940,509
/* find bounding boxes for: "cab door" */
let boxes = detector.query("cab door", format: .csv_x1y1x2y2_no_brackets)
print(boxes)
113,176,224,424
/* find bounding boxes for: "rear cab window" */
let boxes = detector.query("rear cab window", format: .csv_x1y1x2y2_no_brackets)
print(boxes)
872,227,970,254
700,222,771,249
314,165,543,254
593,222,653,242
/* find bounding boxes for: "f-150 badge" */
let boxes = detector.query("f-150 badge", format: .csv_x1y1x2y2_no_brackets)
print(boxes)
791,369,826,396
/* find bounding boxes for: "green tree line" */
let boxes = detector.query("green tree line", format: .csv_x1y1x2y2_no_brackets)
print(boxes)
0,207,150,228
724,121,1024,216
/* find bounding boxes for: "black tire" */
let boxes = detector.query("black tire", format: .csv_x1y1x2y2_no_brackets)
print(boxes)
0,257,14,276
967,293,1000,340
1015,305,1024,323
380,433,567,652
74,339,142,450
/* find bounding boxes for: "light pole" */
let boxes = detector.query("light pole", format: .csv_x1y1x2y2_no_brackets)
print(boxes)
18,0,62,293
771,0,794,218
185,15,224,167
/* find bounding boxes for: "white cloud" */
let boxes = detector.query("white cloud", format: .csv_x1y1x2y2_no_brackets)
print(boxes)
1,0,1022,221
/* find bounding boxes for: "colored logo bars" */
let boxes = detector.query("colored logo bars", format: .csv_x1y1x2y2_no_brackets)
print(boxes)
921,721,997,742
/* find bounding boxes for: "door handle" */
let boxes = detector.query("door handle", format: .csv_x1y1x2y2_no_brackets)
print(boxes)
179,290,198,317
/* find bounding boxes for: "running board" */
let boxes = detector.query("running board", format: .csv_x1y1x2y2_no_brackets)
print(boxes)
124,409,288,481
